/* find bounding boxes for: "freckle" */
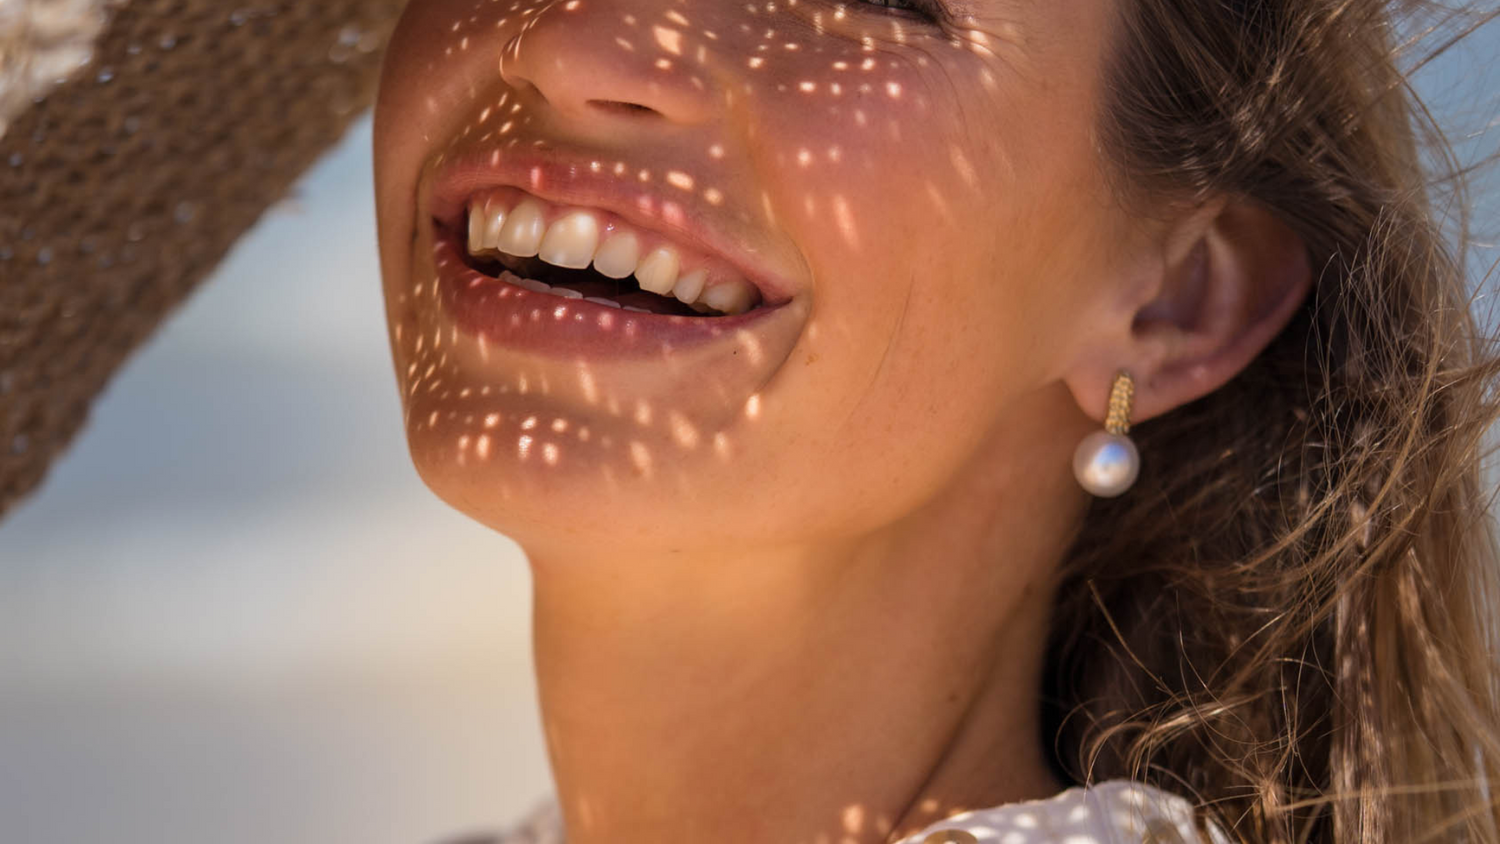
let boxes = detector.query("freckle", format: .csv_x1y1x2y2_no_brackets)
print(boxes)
476,435,491,459
484,413,501,428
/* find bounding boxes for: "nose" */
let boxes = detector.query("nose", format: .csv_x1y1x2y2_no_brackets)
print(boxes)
498,2,721,135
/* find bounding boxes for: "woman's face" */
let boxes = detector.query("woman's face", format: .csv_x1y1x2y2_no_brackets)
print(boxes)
374,0,1134,555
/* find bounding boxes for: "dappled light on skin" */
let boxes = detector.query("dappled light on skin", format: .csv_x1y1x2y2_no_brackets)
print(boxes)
374,0,1138,840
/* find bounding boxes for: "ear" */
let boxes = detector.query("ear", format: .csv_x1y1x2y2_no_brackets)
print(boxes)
1062,195,1313,426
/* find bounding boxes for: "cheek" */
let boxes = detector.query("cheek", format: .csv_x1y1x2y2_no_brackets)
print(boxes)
727,88,1106,516
368,4,1108,550
750,57,1084,370
374,0,511,278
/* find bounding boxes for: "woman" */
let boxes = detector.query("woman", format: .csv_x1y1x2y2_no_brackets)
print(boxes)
369,0,1500,841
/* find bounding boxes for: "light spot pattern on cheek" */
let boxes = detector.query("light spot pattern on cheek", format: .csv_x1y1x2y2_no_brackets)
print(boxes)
413,0,1013,241
377,0,1091,550
390,239,783,505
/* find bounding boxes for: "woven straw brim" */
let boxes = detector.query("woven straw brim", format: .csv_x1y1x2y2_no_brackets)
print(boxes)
0,0,407,519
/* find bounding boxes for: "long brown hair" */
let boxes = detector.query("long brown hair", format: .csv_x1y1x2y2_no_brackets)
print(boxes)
1043,0,1500,841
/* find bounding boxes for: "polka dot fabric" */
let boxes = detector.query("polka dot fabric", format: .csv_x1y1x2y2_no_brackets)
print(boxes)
895,780,1232,844
439,780,1230,844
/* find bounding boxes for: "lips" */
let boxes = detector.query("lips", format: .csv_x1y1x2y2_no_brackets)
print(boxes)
416,144,806,360
458,187,763,316
427,223,797,360
428,147,797,307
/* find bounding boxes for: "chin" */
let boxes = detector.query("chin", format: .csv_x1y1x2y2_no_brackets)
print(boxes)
401,411,778,555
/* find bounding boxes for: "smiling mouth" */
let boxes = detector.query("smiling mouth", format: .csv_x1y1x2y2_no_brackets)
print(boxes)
447,188,766,318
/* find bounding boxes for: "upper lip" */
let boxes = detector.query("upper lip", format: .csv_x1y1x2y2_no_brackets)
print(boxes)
428,147,796,306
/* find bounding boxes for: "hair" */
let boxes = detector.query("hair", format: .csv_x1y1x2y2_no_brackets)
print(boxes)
1041,0,1500,841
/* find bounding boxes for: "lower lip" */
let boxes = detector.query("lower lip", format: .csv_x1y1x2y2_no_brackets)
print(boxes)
430,232,790,360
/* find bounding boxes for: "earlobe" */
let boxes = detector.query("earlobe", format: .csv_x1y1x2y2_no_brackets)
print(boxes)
1065,197,1313,427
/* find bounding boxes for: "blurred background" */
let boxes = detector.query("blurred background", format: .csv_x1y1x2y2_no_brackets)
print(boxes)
0,116,551,844
1,11,1498,844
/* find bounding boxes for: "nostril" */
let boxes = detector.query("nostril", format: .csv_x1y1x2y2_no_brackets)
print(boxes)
586,99,659,117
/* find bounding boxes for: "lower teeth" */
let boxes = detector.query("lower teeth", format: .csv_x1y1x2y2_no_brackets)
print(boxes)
495,268,692,316
472,250,709,316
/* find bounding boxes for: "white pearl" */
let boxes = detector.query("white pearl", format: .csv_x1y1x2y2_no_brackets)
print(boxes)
1072,430,1140,497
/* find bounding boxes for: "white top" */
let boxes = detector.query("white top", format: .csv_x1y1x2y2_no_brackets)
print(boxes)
893,779,1231,844
463,779,1231,844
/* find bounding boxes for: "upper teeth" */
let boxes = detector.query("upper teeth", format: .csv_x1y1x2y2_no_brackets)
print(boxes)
466,195,759,315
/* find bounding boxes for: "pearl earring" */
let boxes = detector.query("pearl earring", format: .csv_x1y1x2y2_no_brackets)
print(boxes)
1072,369,1140,497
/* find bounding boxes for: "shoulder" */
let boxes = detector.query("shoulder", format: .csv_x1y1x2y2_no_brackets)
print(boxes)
898,779,1233,844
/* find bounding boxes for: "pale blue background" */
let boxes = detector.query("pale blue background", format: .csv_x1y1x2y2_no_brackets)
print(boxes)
1,12,1497,844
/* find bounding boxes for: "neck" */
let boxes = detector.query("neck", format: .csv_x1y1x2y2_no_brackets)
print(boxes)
527,393,1091,844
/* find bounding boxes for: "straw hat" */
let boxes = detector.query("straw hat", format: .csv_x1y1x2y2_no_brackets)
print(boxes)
0,0,407,519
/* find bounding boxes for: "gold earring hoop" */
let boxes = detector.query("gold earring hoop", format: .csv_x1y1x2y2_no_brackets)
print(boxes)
1072,370,1140,497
